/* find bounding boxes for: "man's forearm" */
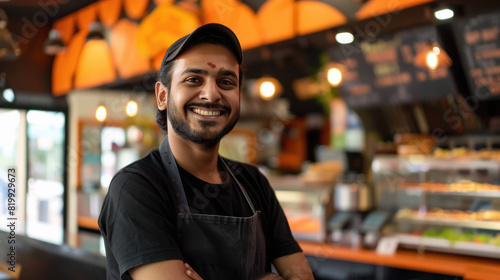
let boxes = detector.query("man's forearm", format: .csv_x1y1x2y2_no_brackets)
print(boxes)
255,272,284,280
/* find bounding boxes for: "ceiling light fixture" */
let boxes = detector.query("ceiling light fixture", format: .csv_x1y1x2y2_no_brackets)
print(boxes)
414,41,452,70
335,32,354,44
3,88,14,102
96,105,107,122
434,8,454,20
44,29,66,55
126,100,138,117
322,62,345,87
252,76,283,101
87,21,106,40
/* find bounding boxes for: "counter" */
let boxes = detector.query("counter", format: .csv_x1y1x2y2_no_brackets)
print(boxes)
299,241,500,280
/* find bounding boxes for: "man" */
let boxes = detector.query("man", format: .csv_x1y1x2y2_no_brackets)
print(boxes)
99,23,314,280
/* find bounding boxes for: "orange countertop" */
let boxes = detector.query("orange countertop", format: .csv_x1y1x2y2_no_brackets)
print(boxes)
77,216,100,231
299,241,500,280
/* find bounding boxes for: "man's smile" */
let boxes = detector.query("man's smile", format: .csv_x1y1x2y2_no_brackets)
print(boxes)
192,108,222,116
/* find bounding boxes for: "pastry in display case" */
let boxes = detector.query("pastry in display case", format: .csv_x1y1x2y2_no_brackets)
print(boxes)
372,154,500,258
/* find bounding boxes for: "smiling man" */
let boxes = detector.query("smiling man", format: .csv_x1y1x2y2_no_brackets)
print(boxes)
98,23,313,280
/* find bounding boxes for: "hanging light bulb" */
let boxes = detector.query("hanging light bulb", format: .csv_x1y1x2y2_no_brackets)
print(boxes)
260,82,276,99
414,41,452,70
96,105,107,122
327,67,342,86
252,76,283,100
323,62,345,87
426,52,438,70
434,8,454,21
335,32,354,45
126,100,138,117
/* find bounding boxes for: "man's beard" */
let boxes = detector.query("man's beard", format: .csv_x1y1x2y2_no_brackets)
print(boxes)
167,98,239,149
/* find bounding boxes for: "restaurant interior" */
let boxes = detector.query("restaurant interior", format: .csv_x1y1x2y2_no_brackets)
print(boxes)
0,0,500,279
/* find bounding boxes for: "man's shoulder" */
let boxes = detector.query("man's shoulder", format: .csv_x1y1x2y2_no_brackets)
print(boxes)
111,149,164,184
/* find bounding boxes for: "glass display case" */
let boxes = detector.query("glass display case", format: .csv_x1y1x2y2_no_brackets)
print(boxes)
268,175,335,243
372,155,500,258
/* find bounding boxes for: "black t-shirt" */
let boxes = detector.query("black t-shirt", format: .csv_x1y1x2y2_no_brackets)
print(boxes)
177,162,252,217
98,149,301,280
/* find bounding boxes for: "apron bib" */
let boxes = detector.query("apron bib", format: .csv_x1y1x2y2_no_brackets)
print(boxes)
160,138,266,279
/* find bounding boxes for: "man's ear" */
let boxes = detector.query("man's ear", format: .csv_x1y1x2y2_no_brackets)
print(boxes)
155,81,168,110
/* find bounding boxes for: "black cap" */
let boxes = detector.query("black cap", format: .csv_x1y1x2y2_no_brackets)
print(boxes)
160,23,242,69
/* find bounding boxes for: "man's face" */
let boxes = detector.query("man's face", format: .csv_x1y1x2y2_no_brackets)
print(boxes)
165,43,240,148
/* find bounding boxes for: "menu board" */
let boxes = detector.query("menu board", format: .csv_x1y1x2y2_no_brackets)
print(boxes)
453,10,500,100
330,25,457,108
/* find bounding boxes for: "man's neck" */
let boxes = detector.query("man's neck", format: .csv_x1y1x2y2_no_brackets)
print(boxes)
168,132,223,184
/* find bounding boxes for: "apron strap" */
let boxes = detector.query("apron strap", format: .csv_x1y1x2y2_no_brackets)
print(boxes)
160,137,191,214
220,157,257,214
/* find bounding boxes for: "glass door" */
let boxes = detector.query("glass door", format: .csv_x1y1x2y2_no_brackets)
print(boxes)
25,110,66,244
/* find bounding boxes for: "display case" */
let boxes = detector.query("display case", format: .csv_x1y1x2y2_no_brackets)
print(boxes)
372,155,500,258
268,175,335,243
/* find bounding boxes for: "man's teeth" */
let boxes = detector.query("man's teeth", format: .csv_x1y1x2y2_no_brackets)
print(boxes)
193,108,221,116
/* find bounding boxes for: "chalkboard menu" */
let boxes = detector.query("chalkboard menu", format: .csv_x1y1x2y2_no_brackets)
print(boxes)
453,10,500,100
330,25,457,108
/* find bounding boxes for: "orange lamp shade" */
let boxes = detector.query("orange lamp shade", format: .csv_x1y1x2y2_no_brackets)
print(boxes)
124,0,150,19
356,0,435,20
297,1,347,35
154,0,174,4
53,14,75,44
75,39,117,89
202,3,262,50
110,19,151,79
98,0,123,28
153,50,167,71
201,0,238,24
52,31,87,95
76,4,97,32
177,0,201,17
257,0,295,44
136,4,200,59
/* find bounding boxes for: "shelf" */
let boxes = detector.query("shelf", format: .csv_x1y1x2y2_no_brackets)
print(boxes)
399,188,500,198
372,155,500,172
299,241,500,280
396,217,500,231
396,234,500,259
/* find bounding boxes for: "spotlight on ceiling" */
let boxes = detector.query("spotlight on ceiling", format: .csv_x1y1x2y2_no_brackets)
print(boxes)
434,8,454,20
335,32,354,45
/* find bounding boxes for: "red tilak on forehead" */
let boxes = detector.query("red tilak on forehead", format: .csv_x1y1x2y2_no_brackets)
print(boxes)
207,62,216,68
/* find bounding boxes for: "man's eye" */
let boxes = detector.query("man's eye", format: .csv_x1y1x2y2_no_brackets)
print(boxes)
186,77,201,83
219,79,236,86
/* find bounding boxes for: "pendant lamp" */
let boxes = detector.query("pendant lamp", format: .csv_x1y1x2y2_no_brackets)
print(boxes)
414,41,452,70
75,22,116,89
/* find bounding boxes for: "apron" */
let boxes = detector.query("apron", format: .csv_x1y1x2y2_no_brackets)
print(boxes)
160,137,267,280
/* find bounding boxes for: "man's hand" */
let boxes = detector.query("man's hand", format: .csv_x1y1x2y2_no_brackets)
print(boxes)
184,263,203,280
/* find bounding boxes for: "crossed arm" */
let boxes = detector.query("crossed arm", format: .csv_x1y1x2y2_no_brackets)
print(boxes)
129,252,314,280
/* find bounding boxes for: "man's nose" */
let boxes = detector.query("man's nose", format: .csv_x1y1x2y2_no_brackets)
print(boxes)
199,80,221,102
